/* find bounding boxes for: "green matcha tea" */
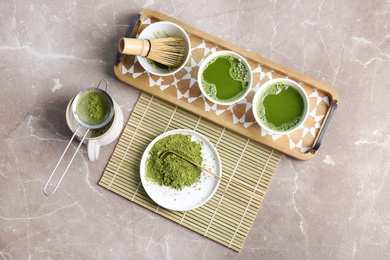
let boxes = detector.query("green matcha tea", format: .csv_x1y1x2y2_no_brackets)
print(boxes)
256,82,306,132
147,58,170,70
91,116,114,137
201,55,250,103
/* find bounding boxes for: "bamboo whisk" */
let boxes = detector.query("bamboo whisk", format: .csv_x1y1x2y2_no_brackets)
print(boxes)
118,37,186,67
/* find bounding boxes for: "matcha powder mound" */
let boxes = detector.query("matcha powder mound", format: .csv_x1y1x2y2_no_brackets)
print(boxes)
145,133,203,190
87,92,107,121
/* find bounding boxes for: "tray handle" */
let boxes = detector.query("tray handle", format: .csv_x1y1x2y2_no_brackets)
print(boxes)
115,13,141,66
311,99,338,154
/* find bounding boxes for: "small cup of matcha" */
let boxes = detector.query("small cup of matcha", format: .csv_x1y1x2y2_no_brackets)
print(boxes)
66,87,124,161
252,78,309,135
197,50,252,105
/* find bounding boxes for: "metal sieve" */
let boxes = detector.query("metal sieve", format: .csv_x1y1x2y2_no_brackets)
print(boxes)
71,87,114,129
44,79,113,196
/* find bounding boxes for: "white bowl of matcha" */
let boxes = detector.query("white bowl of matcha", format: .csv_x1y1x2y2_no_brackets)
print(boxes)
252,78,309,135
139,129,221,211
197,50,252,106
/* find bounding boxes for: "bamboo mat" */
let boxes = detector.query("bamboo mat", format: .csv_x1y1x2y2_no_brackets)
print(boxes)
99,92,282,252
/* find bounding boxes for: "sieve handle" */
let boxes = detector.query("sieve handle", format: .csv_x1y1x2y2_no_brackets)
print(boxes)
44,125,90,196
96,79,109,92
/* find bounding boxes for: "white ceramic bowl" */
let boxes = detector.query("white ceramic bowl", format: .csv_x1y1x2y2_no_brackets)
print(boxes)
139,129,221,211
197,50,252,105
137,21,191,76
252,78,309,135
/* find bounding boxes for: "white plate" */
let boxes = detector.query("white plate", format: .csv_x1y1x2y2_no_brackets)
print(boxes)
140,129,221,211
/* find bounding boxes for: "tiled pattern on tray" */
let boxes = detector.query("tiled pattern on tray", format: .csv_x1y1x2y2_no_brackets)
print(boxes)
119,17,331,155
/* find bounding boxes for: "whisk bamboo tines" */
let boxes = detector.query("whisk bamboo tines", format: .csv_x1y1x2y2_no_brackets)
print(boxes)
118,37,186,67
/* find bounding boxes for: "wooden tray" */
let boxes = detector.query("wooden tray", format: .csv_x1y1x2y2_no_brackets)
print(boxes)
114,10,339,160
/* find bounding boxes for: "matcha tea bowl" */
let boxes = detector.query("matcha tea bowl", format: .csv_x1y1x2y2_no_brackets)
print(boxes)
197,50,252,105
252,78,309,135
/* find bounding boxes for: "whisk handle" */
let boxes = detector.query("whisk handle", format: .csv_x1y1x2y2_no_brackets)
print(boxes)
118,38,150,57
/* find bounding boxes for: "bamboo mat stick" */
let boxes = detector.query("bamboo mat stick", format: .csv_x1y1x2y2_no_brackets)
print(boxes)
160,151,262,199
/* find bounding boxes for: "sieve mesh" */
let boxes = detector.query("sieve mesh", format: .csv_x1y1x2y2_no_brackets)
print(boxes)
72,88,114,129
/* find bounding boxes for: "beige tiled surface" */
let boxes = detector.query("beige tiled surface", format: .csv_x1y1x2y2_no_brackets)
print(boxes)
1,1,389,259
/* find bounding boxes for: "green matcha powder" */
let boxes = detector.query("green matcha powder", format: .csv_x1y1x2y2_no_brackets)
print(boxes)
87,92,106,121
86,92,112,137
146,133,203,190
